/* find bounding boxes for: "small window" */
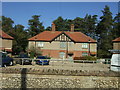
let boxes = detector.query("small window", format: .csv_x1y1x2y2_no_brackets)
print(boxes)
69,42,73,46
60,42,66,48
82,43,88,48
37,42,44,47
59,52,65,58
82,52,88,56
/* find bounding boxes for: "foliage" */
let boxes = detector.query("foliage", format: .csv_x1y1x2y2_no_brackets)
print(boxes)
27,15,45,37
84,56,97,61
83,14,98,39
2,16,14,33
112,13,120,39
96,5,113,58
53,16,67,31
74,56,97,61
2,5,119,58
2,16,29,55
45,26,51,31
28,46,42,58
0,16,2,29
11,24,28,54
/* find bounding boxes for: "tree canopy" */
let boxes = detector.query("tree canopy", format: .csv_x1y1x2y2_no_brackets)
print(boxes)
1,5,119,58
27,15,45,37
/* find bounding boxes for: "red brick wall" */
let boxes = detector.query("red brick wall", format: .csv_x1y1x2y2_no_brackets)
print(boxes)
41,49,96,59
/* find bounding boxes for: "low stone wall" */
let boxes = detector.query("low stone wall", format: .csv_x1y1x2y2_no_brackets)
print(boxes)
0,67,120,89
1,74,119,89
0,67,119,77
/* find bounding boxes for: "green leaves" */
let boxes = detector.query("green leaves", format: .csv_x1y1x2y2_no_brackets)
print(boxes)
2,5,119,57
97,5,113,58
28,15,45,37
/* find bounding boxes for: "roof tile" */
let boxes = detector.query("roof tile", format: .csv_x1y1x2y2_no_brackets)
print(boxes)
0,30,14,39
113,37,120,42
28,31,96,43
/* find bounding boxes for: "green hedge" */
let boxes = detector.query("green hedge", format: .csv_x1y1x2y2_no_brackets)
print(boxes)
74,56,97,61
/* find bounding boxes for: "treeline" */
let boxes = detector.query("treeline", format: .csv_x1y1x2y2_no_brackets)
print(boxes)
1,5,120,58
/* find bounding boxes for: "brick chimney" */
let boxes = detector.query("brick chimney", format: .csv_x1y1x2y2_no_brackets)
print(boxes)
71,24,74,32
52,23,55,31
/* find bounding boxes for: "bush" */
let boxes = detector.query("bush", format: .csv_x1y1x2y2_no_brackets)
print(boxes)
74,56,97,61
74,57,86,60
84,56,97,61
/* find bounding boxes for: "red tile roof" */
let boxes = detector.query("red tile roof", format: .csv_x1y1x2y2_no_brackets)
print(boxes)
28,31,62,41
64,32,96,42
112,37,120,42
28,31,96,43
0,30,14,39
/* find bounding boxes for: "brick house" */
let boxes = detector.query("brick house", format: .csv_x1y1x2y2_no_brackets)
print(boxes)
28,24,97,59
112,37,120,50
0,30,14,53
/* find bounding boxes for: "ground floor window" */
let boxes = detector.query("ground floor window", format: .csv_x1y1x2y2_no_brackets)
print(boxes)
82,52,88,56
59,52,65,59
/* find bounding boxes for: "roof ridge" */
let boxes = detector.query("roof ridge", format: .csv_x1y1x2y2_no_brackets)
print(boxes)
28,31,96,43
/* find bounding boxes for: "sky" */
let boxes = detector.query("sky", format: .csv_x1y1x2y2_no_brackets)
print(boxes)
2,2,118,29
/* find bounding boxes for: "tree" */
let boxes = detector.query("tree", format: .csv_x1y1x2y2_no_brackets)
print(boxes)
53,16,66,31
45,26,51,31
10,24,28,54
28,15,45,37
2,16,14,33
83,14,98,39
112,13,120,39
73,17,84,32
0,16,2,29
96,5,113,58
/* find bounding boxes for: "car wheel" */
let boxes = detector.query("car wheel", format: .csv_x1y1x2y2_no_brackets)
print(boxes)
9,61,13,66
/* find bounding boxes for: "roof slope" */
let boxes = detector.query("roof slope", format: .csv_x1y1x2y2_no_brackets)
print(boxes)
0,30,14,39
113,37,120,42
64,32,96,42
28,31,96,43
28,31,62,41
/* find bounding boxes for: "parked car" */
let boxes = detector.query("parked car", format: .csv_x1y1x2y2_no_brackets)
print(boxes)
0,52,13,67
35,56,50,65
16,53,32,65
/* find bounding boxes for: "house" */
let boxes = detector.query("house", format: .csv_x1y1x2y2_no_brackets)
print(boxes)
0,30,14,53
112,37,120,50
28,23,97,59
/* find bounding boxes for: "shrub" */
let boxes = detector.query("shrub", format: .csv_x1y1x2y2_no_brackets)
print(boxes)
84,56,97,61
74,56,97,61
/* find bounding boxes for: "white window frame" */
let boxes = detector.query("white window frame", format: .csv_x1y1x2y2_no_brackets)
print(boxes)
37,42,44,48
59,52,65,59
60,42,66,48
82,52,88,56
82,43,88,48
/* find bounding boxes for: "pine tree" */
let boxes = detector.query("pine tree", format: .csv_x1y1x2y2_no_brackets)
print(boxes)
96,5,113,58
28,15,44,37
112,13,120,39
2,16,14,33
53,16,66,31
